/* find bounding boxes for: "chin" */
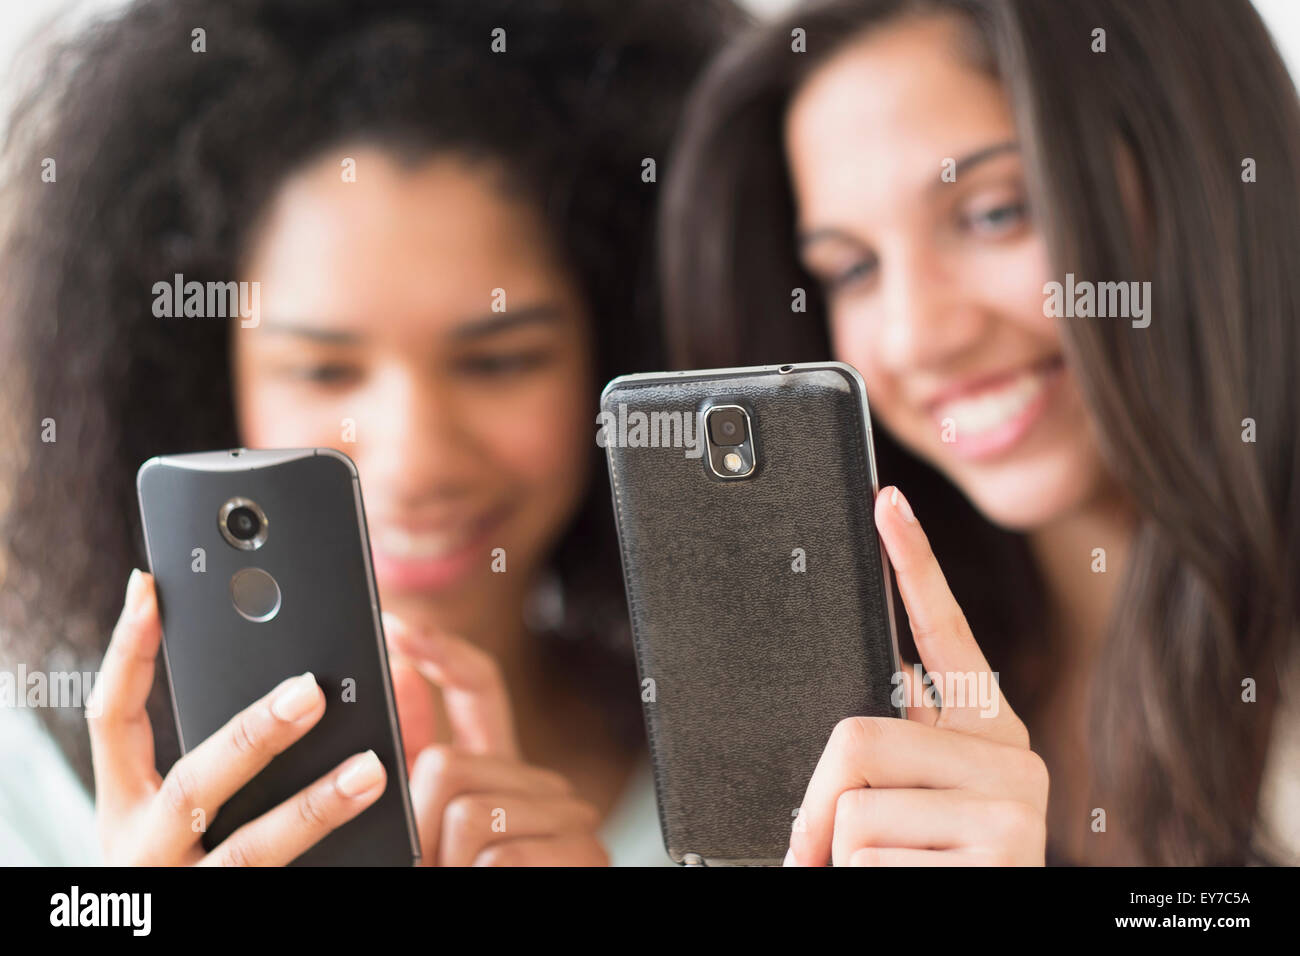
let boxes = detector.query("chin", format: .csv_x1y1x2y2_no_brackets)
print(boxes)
948,445,1107,532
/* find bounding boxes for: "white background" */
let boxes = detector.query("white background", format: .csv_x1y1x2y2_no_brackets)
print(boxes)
1,0,1297,135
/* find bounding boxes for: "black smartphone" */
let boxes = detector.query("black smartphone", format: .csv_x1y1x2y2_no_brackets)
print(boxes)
136,447,420,865
601,362,905,866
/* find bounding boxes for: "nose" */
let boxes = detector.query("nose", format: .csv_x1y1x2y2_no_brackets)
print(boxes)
873,244,989,373
359,365,478,508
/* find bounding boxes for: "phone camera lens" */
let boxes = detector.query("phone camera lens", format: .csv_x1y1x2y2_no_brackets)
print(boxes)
708,408,747,447
703,405,757,479
226,507,260,541
219,498,269,551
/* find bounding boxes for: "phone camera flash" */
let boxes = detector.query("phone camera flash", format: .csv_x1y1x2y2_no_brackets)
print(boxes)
723,452,744,473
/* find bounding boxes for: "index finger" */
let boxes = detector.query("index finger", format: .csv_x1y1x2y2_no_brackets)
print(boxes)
875,487,1020,738
381,612,518,758
86,569,163,809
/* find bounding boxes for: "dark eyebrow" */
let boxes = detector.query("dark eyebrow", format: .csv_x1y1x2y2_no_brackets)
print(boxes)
945,140,1019,181
448,304,565,341
256,303,566,345
797,140,1021,251
259,321,361,345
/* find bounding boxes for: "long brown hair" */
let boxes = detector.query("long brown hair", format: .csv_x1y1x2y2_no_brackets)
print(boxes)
662,0,1299,864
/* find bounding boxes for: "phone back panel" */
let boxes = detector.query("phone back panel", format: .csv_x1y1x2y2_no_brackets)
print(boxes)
136,448,419,865
602,364,903,865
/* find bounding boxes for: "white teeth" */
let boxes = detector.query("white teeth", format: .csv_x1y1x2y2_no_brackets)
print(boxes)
935,368,1048,437
376,527,471,560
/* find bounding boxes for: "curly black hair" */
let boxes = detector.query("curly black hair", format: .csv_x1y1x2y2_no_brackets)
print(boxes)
0,0,742,793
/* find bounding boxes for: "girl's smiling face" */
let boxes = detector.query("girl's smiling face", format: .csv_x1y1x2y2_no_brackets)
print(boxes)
785,14,1111,530
232,148,594,629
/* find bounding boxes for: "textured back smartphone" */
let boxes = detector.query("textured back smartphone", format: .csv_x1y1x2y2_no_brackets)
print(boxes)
136,447,420,865
601,362,904,866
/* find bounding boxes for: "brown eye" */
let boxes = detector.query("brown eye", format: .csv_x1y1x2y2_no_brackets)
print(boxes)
453,350,553,377
963,201,1029,238
292,363,360,385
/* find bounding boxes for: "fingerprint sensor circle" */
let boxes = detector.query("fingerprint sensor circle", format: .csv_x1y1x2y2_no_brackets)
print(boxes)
231,567,282,623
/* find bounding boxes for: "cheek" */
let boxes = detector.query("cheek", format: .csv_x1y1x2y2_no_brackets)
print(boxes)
471,356,593,497
974,236,1059,342
826,307,908,430
496,388,587,485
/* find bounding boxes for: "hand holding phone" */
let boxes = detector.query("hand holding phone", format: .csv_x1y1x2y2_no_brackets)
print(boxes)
88,570,391,865
132,447,420,865
602,362,906,865
785,486,1049,867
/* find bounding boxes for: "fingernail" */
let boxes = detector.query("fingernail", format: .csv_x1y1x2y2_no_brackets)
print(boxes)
338,750,385,797
890,487,916,523
381,611,406,641
271,672,319,722
124,568,145,613
783,848,796,867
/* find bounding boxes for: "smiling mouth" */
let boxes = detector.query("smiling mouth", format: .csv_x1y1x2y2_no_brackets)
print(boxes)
368,506,510,593
373,524,485,560
927,356,1065,459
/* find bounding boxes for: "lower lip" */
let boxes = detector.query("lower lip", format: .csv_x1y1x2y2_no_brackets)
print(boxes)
369,513,506,594
933,362,1062,461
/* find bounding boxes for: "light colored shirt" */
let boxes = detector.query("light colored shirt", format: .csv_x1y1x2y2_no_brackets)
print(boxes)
598,758,673,866
0,704,101,866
